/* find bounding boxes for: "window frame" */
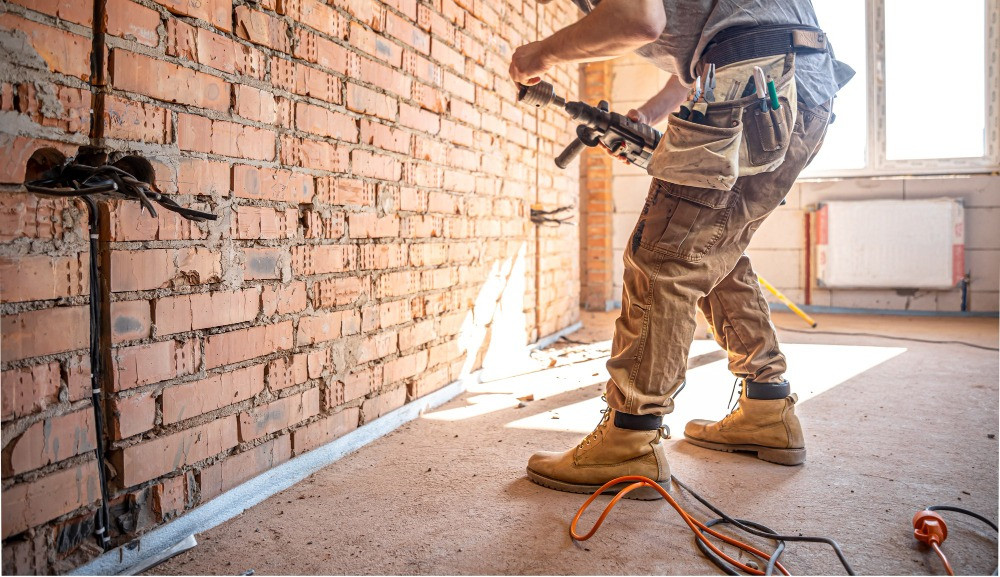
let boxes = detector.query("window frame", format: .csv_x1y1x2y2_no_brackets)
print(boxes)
804,0,1000,178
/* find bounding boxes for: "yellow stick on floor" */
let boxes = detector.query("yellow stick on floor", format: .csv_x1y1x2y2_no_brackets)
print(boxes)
757,275,817,328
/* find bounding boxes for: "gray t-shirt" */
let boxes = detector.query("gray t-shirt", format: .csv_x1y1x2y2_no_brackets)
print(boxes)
569,0,854,108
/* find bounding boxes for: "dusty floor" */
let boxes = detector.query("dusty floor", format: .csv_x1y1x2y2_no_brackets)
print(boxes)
153,311,999,575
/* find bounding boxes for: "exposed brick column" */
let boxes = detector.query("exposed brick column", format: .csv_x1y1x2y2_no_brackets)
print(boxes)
578,61,615,311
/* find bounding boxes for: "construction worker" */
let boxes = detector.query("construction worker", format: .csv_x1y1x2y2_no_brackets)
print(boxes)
510,0,853,499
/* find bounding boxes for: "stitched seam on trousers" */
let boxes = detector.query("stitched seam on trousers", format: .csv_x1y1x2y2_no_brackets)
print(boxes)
624,251,667,414
713,291,754,376
642,201,734,263
749,269,782,368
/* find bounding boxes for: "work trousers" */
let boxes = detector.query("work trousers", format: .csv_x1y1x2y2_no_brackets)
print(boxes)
606,100,833,416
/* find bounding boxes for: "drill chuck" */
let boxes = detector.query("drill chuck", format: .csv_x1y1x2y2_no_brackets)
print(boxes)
517,81,566,109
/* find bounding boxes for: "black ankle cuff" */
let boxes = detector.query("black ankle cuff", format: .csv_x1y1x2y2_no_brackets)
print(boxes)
745,379,790,400
613,411,663,430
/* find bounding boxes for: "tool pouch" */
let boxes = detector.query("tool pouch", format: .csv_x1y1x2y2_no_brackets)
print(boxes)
646,53,797,191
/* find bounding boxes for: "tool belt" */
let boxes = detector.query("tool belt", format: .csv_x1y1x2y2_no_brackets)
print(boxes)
645,25,827,192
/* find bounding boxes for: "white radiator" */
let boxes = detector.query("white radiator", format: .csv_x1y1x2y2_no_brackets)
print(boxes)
815,199,965,289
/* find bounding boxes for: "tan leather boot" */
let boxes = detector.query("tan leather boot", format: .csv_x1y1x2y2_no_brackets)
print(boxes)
526,408,671,500
684,381,805,465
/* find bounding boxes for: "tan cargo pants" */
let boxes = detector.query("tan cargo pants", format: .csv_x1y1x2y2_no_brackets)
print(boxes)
606,100,832,416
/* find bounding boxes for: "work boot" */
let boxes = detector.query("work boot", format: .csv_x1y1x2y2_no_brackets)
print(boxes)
684,379,806,465
526,406,671,500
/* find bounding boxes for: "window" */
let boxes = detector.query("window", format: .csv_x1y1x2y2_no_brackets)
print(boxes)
802,0,999,177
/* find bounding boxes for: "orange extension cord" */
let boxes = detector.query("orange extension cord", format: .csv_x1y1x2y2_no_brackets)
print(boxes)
569,476,790,576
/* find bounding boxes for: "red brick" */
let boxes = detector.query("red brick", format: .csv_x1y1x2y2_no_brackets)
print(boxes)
110,389,156,439
238,388,320,441
431,38,464,72
360,385,406,424
413,82,448,113
7,409,95,475
280,136,350,171
408,364,450,399
302,208,345,239
344,82,396,121
199,436,291,501
235,85,277,123
178,158,231,197
313,276,366,308
103,95,172,143
157,0,231,31
292,244,355,275
162,364,266,424
232,206,298,240
358,244,407,270
8,0,92,25
377,298,411,328
243,247,283,280
348,23,402,67
295,63,343,104
1,363,60,422
294,29,348,73
266,354,307,391
291,407,359,455
177,114,276,160
152,475,187,521
287,0,343,36
355,331,397,363
343,367,379,402
113,339,198,391
110,299,151,343
315,178,374,206
351,149,401,180
110,50,229,111
1,460,100,539
360,120,410,154
337,0,381,30
399,103,440,134
115,417,238,487
0,15,91,80
349,54,412,97
110,247,220,292
106,0,160,46
295,101,358,142
1,306,88,362
0,254,87,303
348,212,400,238
307,348,328,378
376,271,418,298
205,321,293,368
235,6,289,51
262,281,308,316
398,319,437,351
65,355,91,403
296,310,345,345
166,18,197,59
384,11,429,53
0,138,73,185
232,165,314,203
155,288,261,335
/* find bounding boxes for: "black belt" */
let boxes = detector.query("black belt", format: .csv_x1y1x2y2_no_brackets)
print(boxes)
701,24,829,70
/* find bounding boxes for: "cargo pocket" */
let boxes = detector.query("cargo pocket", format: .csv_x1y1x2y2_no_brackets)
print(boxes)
638,180,734,263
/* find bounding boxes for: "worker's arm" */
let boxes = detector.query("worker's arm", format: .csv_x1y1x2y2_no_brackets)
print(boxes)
509,0,666,84
627,75,688,126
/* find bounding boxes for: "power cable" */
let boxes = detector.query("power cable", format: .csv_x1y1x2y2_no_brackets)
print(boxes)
774,325,998,352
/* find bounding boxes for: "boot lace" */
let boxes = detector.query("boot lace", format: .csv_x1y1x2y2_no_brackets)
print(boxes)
719,378,744,427
579,395,611,449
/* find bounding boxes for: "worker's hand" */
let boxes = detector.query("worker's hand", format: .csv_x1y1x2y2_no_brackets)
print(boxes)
627,109,649,125
510,41,554,85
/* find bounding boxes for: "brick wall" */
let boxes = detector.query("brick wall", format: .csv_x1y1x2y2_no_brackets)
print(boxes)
0,0,580,570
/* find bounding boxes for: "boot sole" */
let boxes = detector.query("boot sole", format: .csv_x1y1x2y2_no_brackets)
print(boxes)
525,467,668,500
683,435,806,466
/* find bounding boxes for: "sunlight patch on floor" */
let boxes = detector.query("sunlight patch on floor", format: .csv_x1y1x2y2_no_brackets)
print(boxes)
502,343,906,434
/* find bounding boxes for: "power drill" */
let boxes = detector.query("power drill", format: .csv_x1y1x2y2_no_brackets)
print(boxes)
517,81,661,169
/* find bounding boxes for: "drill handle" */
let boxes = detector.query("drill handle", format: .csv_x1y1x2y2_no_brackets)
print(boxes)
555,138,587,168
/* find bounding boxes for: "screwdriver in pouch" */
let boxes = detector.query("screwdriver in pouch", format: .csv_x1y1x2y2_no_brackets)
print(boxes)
753,66,768,112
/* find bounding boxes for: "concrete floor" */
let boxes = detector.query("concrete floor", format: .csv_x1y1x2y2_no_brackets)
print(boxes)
153,311,999,575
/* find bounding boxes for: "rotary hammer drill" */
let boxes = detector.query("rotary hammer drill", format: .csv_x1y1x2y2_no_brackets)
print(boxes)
517,81,661,170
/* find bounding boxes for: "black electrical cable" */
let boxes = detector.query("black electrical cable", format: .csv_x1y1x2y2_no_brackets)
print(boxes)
924,505,999,576
694,517,787,576
673,476,856,575
774,325,998,352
